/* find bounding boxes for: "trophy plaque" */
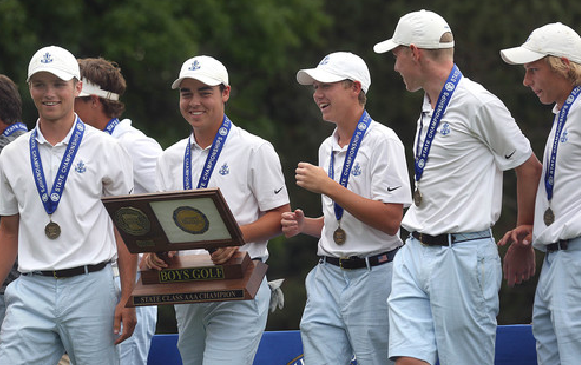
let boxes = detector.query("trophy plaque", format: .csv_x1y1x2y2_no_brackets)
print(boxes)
102,188,267,307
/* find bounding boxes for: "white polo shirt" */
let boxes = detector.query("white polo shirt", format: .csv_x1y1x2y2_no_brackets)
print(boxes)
533,100,581,248
318,120,412,258
156,123,289,259
402,78,532,234
111,119,162,194
0,119,134,271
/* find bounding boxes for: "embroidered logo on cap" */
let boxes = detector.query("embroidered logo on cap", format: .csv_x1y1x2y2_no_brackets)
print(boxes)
188,60,201,71
41,53,53,64
319,55,330,66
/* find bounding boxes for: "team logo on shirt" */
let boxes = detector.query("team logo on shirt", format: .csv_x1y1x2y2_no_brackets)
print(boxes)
74,160,87,173
41,52,53,64
439,122,451,135
560,128,569,143
352,162,361,176
219,163,229,175
188,60,201,71
319,55,330,66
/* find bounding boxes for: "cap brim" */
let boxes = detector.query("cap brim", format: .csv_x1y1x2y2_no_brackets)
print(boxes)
28,67,76,82
296,69,346,86
373,39,399,54
172,75,223,89
500,47,546,65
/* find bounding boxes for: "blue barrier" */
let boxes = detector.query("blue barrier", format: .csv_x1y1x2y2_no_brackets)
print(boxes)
148,324,537,365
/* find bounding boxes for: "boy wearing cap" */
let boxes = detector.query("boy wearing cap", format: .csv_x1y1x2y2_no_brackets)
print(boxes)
373,10,542,365
0,74,28,326
143,55,290,365
500,22,581,364
75,58,162,365
281,52,411,365
0,46,137,364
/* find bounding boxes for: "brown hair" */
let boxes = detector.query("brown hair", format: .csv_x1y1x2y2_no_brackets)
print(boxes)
77,58,126,118
341,80,367,106
0,74,22,124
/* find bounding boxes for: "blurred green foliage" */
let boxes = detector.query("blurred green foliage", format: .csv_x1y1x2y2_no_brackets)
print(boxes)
3,0,580,332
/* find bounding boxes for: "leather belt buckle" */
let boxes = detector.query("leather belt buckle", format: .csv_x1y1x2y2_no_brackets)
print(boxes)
418,233,428,246
339,258,348,270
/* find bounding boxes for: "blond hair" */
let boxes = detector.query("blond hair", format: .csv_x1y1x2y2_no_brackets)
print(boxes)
546,55,581,86
424,32,455,61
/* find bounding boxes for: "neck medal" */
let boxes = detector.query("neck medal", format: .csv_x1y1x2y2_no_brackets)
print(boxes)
328,111,371,245
30,118,85,239
543,86,581,226
413,64,462,206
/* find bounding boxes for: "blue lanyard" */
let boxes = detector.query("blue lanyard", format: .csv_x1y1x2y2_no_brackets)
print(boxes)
103,118,120,135
544,85,581,201
2,122,28,137
183,114,232,190
414,64,462,182
328,111,371,221
29,118,85,214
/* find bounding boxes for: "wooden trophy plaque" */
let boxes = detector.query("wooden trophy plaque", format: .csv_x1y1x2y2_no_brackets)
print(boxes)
101,188,267,307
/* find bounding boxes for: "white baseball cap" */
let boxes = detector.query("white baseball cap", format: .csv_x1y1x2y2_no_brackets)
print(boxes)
296,52,371,93
500,22,581,65
172,55,229,89
28,46,80,81
373,9,454,54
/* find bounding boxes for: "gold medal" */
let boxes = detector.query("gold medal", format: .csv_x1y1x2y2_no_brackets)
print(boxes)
414,189,423,206
543,208,555,226
45,221,61,239
333,228,346,245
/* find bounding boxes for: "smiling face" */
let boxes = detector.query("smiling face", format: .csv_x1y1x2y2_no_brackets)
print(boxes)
392,46,423,92
28,72,80,124
179,78,230,133
312,80,357,124
523,58,572,109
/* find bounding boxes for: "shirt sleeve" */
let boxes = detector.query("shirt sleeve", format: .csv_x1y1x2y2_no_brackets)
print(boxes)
471,97,532,171
248,142,289,212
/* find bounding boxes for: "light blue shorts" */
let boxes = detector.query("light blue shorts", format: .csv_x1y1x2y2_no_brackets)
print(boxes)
0,265,119,365
174,277,270,365
300,259,394,365
389,233,501,365
114,274,157,365
533,236,581,365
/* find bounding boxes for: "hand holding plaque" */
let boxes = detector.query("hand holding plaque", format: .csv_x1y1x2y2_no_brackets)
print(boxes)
102,188,267,307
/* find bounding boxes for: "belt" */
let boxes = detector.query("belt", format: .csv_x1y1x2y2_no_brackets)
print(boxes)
22,261,110,279
547,239,569,252
319,249,399,270
411,230,492,246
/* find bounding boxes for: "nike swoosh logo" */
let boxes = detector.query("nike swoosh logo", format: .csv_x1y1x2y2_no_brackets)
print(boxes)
386,186,401,192
504,150,516,159
274,186,283,194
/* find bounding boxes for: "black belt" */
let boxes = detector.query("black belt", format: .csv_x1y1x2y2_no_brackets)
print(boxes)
319,249,399,270
547,239,569,252
22,261,110,279
411,230,492,246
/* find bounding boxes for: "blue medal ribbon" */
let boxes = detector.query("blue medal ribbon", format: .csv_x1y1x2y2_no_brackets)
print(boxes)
103,118,121,135
183,114,232,190
414,64,462,182
2,122,28,137
544,85,581,201
29,117,85,214
328,110,371,222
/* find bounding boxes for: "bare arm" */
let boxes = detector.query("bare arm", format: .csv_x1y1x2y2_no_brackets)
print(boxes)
515,152,543,226
0,215,19,283
281,210,324,238
296,163,403,235
113,228,137,344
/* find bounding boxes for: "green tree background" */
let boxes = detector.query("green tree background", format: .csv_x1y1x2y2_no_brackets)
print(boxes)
1,0,578,332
